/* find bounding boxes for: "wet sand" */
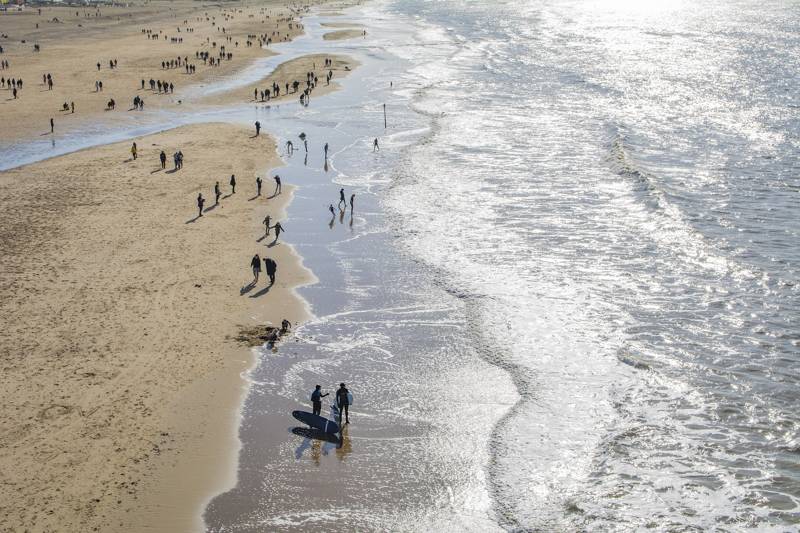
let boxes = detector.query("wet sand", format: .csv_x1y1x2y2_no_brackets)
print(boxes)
323,29,366,41
0,123,314,532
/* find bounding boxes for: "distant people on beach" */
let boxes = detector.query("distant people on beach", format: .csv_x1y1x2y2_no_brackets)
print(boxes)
215,181,221,204
197,193,205,217
262,215,271,237
263,256,277,285
256,176,262,196
271,221,284,243
338,188,346,210
49,117,53,133
373,138,379,151
254,121,261,136
350,193,355,212
250,254,262,283
131,142,137,160
159,151,167,169
273,175,282,195
230,174,236,194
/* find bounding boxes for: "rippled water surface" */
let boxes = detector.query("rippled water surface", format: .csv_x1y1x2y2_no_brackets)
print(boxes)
383,0,800,529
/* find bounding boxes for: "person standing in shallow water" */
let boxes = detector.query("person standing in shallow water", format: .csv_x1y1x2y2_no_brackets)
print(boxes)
250,254,261,283
350,193,355,212
336,383,351,424
338,188,346,210
373,138,379,151
311,385,329,416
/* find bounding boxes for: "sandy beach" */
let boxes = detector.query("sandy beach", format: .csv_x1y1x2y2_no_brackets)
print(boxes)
323,29,366,41
0,0,308,141
0,1,361,528
0,122,315,532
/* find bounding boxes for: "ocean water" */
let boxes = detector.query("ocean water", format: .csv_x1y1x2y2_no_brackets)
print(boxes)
379,0,800,530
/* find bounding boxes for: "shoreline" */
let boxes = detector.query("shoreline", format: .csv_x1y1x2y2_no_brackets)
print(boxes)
0,123,315,532
0,1,370,531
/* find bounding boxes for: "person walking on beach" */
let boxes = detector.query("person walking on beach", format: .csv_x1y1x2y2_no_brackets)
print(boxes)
256,176,262,196
215,181,221,205
131,142,137,160
272,221,284,243
263,256,277,285
338,188,346,210
160,151,167,169
328,204,336,218
254,120,261,136
262,215,271,237
286,140,293,154
350,193,355,213
230,174,236,194
373,138,379,152
197,193,205,217
273,175,282,195
311,385,329,417
250,253,262,283
50,118,54,133
323,142,329,159
336,383,351,424
71,101,75,114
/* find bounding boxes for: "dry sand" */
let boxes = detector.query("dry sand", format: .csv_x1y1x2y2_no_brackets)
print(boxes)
0,0,309,142
323,29,366,41
0,123,315,532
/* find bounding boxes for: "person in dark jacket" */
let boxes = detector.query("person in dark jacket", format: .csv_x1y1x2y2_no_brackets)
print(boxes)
311,385,329,416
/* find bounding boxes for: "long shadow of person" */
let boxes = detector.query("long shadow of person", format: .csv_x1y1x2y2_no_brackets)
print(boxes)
240,281,256,295
249,284,272,298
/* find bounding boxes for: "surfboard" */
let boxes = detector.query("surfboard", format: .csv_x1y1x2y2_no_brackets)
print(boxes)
292,410,340,434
